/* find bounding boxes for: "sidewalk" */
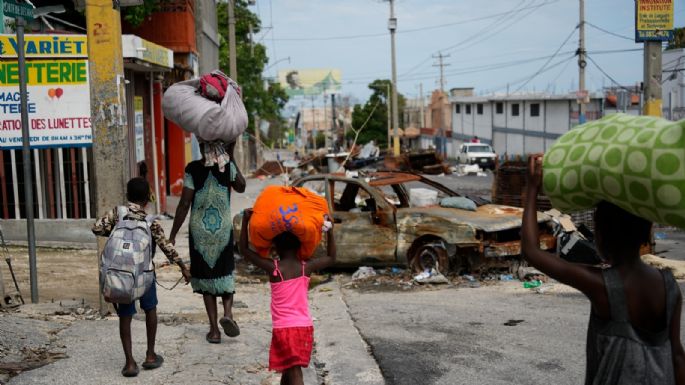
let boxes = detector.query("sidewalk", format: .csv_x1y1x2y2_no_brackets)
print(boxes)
4,270,383,385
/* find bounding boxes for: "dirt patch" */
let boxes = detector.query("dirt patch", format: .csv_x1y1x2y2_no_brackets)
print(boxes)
1,247,100,306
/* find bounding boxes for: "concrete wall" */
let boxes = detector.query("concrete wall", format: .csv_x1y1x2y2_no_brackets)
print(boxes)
545,101,570,135
493,101,507,128
524,101,545,133
1,220,96,248
452,102,492,141
506,101,524,129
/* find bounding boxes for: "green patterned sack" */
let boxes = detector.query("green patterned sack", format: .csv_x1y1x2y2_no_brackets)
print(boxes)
543,113,685,229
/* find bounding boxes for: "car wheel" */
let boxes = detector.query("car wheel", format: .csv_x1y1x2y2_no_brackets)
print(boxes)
408,241,450,275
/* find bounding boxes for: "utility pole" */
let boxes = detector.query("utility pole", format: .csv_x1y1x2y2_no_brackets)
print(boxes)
331,94,338,150
311,96,316,150
386,83,391,150
86,0,128,314
14,16,37,303
419,83,425,128
432,52,450,93
388,0,400,156
643,42,662,117
227,0,247,170
578,0,587,124
433,52,450,155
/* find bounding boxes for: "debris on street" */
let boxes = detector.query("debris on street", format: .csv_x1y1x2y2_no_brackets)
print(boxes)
517,266,547,283
413,268,449,284
383,151,451,175
503,319,525,326
352,267,377,280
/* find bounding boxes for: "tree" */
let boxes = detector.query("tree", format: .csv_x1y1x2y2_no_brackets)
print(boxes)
667,27,685,50
217,1,289,145
350,80,405,147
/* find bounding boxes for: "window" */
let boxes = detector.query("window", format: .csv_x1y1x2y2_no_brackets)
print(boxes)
466,105,472,114
477,103,483,115
496,102,503,114
512,103,520,117
455,104,461,114
468,145,493,153
333,182,375,212
530,103,540,117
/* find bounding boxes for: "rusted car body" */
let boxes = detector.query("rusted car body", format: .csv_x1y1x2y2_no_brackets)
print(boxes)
234,172,556,274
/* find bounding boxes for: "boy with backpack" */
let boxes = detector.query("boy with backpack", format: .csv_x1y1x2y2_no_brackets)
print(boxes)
92,177,191,377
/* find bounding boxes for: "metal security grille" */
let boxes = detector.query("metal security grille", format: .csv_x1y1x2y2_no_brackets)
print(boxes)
0,148,94,219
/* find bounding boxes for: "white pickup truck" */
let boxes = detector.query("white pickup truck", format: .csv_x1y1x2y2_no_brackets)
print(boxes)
456,143,497,170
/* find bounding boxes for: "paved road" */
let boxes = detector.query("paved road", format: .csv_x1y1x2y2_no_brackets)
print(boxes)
342,281,685,385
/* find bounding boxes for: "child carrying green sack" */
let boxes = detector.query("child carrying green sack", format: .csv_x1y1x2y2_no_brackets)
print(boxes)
542,113,685,229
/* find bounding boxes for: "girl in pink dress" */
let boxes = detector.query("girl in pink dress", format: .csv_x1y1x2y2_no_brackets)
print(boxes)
240,210,336,385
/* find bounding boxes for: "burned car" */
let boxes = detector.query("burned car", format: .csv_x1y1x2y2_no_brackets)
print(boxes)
234,172,555,274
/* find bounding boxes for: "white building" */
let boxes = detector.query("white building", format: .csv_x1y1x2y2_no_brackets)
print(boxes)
663,48,685,121
451,93,603,157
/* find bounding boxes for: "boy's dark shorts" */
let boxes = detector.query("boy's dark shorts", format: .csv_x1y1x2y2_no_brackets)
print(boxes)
113,282,158,317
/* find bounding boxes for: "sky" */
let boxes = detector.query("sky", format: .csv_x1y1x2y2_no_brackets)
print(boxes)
250,0,685,107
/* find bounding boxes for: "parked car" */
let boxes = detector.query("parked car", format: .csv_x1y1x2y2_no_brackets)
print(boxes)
233,172,555,274
457,143,497,170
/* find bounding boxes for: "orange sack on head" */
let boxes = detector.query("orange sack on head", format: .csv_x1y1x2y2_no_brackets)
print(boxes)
249,185,330,260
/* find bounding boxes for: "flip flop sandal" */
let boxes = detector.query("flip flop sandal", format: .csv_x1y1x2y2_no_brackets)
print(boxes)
121,366,139,377
219,317,240,337
142,354,164,370
206,332,221,344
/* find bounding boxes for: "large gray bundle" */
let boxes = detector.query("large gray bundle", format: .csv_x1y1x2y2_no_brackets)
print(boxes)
162,78,248,143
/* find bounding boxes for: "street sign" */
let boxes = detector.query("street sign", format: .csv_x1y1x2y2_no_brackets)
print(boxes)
3,0,33,21
635,0,674,42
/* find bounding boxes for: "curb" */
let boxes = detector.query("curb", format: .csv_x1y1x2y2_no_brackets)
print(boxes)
310,277,384,385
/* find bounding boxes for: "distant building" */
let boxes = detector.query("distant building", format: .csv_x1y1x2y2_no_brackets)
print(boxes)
450,92,604,158
663,48,685,121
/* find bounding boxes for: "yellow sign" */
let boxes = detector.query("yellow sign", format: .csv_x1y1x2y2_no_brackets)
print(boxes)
0,60,89,86
635,0,674,41
0,34,88,58
141,40,172,69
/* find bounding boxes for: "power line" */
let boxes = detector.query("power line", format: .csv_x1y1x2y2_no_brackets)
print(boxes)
442,0,551,54
585,55,634,92
488,55,577,93
514,26,579,92
400,0,555,78
267,0,559,42
344,51,576,85
399,0,530,77
585,21,633,41
342,46,637,85
589,48,642,54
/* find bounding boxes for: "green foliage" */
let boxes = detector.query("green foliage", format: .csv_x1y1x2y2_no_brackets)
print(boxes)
349,79,405,147
217,1,288,136
315,132,326,148
123,0,162,27
667,27,685,50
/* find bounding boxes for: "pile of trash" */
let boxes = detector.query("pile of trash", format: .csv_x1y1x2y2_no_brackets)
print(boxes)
451,164,488,177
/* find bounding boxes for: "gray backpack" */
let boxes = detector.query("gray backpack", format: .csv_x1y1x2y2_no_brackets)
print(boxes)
99,206,154,304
